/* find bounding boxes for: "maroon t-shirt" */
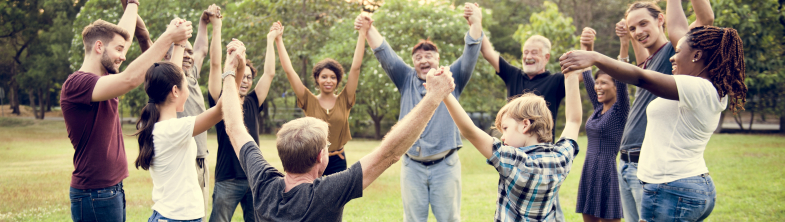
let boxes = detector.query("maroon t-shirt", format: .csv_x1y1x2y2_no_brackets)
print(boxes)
61,71,128,189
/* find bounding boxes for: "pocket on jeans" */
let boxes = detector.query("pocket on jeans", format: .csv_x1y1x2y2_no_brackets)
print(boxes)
676,196,707,219
445,154,459,166
70,198,83,221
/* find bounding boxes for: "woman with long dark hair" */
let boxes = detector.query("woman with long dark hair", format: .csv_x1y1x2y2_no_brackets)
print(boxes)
134,44,245,221
559,15,745,222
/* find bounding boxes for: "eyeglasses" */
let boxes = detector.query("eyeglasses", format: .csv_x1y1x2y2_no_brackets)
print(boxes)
325,142,331,149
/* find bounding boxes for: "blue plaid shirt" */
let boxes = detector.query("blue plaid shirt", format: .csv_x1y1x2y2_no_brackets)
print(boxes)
487,137,579,222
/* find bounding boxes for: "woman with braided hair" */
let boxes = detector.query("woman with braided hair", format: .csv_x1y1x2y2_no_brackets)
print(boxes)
558,23,745,222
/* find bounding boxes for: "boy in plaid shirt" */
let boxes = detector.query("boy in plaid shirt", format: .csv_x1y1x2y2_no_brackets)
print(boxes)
443,69,583,221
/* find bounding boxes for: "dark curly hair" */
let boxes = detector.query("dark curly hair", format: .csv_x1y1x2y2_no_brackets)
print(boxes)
686,26,747,113
245,59,258,79
312,58,344,87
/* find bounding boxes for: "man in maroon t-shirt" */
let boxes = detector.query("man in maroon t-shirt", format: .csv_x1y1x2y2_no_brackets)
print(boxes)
60,1,192,221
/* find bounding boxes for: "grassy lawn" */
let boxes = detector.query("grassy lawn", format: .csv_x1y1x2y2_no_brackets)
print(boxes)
0,117,783,221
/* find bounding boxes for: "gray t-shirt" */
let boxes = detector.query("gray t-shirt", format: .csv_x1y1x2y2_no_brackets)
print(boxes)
619,42,675,151
238,141,364,222
176,66,208,158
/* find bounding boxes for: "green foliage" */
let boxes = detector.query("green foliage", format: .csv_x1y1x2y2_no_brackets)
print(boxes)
513,1,577,73
712,0,785,116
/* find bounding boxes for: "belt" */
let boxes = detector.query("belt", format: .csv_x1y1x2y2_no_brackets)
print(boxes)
329,148,345,159
641,173,710,185
406,149,456,166
620,149,639,163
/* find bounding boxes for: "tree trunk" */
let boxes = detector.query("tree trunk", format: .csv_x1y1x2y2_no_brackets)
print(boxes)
734,112,744,130
780,113,784,134
37,88,45,119
28,89,38,119
9,81,20,115
714,111,725,133
748,110,755,132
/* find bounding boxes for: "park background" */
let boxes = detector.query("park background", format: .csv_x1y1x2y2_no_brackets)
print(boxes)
0,0,783,221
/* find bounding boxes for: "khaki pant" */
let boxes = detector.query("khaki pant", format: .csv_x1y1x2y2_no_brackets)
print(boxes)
197,158,209,221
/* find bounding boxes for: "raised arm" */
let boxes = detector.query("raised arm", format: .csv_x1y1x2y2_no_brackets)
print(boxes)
577,27,596,82
169,42,185,68
444,93,493,158
273,22,307,97
207,14,223,101
560,50,678,100
193,47,243,136
617,18,650,65
450,2,484,91
465,3,483,40
358,67,455,189
667,0,714,44
361,15,384,50
479,34,500,72
559,70,582,140
252,27,280,106
223,75,254,157
117,1,138,56
92,19,192,102
134,16,153,52
344,17,370,97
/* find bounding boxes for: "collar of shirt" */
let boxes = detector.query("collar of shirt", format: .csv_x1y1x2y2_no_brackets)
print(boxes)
523,70,552,81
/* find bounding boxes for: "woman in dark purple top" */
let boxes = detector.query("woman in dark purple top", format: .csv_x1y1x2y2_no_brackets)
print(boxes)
576,69,629,221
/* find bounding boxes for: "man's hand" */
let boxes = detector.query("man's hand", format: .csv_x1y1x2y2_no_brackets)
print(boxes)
164,18,192,44
225,39,246,72
354,14,372,33
268,21,283,40
121,0,139,10
463,2,481,26
423,67,456,99
201,4,222,24
559,50,597,73
580,27,596,51
616,19,630,42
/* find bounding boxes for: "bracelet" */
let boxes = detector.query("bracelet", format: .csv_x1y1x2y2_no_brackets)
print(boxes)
221,70,236,79
127,0,140,6
173,43,186,49
617,55,630,63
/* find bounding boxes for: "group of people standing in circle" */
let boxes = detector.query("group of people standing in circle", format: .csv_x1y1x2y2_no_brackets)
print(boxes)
59,0,745,221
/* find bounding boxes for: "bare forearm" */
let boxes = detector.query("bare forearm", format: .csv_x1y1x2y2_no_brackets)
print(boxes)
619,40,630,60
276,39,305,95
123,33,174,85
118,4,139,55
690,0,714,27
559,72,582,140
631,40,649,64
222,75,253,156
170,44,185,68
193,21,210,59
593,52,646,85
480,36,500,72
444,94,493,158
666,0,690,42
366,26,384,49
207,23,222,99
468,21,482,40
345,32,366,95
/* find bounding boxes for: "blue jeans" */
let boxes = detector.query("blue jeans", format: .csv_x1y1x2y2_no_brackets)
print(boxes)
552,192,565,222
70,181,125,222
148,210,203,222
619,161,644,222
640,174,716,222
209,179,255,222
401,153,461,222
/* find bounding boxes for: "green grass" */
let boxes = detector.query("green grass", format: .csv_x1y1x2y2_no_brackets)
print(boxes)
1,117,783,221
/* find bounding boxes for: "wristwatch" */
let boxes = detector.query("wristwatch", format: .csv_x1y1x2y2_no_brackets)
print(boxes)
617,55,630,63
221,70,236,79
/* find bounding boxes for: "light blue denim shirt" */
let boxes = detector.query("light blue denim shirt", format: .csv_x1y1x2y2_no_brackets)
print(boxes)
372,31,483,157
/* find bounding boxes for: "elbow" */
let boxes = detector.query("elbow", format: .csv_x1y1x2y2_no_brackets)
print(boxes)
704,16,715,26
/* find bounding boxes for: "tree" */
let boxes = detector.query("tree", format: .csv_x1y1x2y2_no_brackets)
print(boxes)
710,0,785,132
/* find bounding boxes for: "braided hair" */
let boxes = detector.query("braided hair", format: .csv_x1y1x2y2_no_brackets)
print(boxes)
686,26,747,113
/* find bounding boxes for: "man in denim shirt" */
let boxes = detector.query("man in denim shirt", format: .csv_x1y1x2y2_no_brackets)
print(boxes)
356,3,483,221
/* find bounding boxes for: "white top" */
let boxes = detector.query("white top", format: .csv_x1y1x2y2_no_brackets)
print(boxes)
638,75,727,184
150,116,204,219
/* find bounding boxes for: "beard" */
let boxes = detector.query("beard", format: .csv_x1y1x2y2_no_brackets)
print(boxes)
523,64,543,74
101,53,119,74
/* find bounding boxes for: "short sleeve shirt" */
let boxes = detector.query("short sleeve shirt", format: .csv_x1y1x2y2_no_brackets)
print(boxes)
176,66,208,158
638,75,727,184
60,71,128,189
296,88,355,152
487,137,579,222
238,142,363,222
209,91,262,182
496,56,565,138
150,117,204,219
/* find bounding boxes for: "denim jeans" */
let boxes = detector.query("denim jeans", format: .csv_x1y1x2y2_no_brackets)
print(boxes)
148,210,203,222
640,174,716,222
70,181,125,222
552,192,565,222
401,153,461,222
619,161,644,222
209,179,255,222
